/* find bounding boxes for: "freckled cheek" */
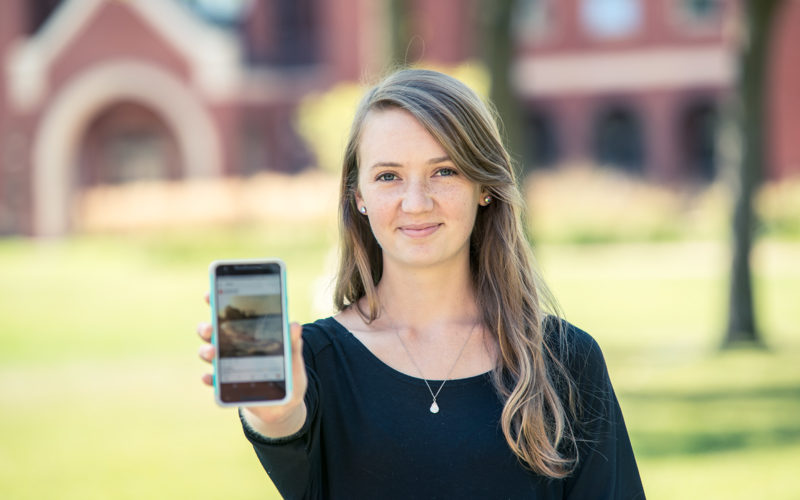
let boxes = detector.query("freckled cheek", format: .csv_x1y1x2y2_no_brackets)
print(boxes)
362,198,396,233
438,189,478,215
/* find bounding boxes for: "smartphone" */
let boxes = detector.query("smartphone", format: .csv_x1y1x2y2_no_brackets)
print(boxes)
209,259,292,406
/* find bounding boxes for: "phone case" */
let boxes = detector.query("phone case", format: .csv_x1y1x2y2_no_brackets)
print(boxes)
209,258,293,407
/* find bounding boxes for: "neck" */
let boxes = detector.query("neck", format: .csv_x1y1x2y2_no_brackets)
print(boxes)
375,256,479,331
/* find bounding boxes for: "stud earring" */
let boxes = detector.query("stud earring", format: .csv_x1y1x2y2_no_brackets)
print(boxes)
483,195,492,205
359,206,367,214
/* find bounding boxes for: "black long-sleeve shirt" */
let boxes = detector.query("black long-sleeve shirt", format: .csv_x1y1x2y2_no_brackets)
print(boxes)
240,317,645,499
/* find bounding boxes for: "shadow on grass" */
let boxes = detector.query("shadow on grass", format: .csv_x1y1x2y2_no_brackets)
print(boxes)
622,385,800,458
625,385,800,403
632,426,800,458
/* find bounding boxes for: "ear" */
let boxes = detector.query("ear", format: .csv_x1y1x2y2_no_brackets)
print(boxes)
354,188,365,211
478,189,491,206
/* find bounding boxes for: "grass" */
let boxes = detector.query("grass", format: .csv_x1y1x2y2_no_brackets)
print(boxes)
0,224,798,499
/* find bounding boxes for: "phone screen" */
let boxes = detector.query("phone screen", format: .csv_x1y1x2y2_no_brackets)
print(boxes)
214,262,287,404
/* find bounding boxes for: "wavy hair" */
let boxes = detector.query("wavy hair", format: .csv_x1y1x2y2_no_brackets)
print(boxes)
333,69,579,478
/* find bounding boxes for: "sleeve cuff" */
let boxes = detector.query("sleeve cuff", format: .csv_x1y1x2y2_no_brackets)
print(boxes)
238,406,313,445
238,369,319,446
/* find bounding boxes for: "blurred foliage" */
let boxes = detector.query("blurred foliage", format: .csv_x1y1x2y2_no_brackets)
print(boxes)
73,172,339,233
756,175,800,239
525,166,800,244
68,167,800,247
294,83,362,175
417,60,490,99
294,61,490,175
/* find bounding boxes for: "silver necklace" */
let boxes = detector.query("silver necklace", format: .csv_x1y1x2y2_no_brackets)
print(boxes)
390,318,479,414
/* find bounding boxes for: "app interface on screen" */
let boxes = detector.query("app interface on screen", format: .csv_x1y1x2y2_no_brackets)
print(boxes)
216,273,285,383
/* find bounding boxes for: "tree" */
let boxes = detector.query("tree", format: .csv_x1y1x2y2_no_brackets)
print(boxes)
388,0,414,66
722,0,784,347
386,0,525,176
480,0,525,178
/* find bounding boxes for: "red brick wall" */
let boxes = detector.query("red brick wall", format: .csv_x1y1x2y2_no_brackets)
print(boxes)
768,0,800,179
48,2,191,90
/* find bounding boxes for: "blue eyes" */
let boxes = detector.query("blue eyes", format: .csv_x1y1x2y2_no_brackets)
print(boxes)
375,168,456,182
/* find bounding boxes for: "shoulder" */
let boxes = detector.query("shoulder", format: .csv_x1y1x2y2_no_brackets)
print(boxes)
301,316,346,358
543,315,602,359
542,315,609,382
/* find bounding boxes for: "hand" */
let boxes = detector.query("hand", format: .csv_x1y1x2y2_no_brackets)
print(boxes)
197,292,309,437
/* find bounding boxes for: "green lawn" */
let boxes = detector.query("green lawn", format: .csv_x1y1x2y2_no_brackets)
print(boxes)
1,225,798,499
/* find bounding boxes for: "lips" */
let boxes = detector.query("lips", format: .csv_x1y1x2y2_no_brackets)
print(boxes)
399,223,442,238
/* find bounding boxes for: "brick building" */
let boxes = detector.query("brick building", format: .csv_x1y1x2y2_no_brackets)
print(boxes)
0,0,378,235
514,0,800,183
0,0,798,236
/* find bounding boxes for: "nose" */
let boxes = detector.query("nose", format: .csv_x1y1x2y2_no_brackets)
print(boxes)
401,178,434,213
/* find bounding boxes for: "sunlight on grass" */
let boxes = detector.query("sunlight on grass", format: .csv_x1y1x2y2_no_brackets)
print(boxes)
0,227,798,499
0,358,282,500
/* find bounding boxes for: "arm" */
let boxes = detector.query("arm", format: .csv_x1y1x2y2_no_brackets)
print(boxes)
237,321,309,439
198,315,323,498
240,364,323,500
240,404,306,440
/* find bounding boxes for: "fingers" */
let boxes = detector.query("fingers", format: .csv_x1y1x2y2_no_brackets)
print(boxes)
290,323,305,373
199,293,213,387
198,343,215,385
197,318,304,396
290,322,303,348
198,343,215,363
289,322,307,399
197,322,212,342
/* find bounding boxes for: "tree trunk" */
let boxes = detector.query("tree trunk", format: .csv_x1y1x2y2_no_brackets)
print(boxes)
480,0,525,177
388,0,413,66
723,0,783,347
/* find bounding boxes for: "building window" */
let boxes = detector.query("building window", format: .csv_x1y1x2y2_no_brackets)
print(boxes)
245,0,319,66
525,108,560,168
580,0,642,39
592,105,645,173
680,100,718,181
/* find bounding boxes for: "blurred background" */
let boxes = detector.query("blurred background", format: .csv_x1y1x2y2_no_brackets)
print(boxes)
0,0,798,498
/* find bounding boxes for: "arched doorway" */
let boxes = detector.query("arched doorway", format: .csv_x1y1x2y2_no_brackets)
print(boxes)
592,105,646,174
32,61,222,236
78,101,182,187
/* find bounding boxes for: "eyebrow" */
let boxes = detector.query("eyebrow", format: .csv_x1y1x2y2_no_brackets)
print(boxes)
368,156,452,170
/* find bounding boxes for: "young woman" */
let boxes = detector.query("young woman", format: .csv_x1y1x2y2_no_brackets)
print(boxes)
197,69,644,499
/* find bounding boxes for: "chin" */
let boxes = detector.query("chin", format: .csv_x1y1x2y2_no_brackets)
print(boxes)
390,251,465,270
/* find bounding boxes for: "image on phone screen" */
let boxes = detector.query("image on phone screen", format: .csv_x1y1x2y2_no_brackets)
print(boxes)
215,266,287,403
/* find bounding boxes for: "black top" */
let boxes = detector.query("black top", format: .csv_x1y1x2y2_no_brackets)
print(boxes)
240,317,645,499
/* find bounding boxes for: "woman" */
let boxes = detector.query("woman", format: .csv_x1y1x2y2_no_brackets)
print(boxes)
197,69,644,499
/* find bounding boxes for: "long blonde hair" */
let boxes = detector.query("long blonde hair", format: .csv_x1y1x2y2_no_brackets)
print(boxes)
333,69,579,478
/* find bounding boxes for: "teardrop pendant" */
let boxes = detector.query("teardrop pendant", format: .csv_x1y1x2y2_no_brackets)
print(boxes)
429,401,440,413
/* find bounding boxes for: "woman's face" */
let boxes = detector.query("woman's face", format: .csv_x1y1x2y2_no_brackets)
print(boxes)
355,108,488,272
